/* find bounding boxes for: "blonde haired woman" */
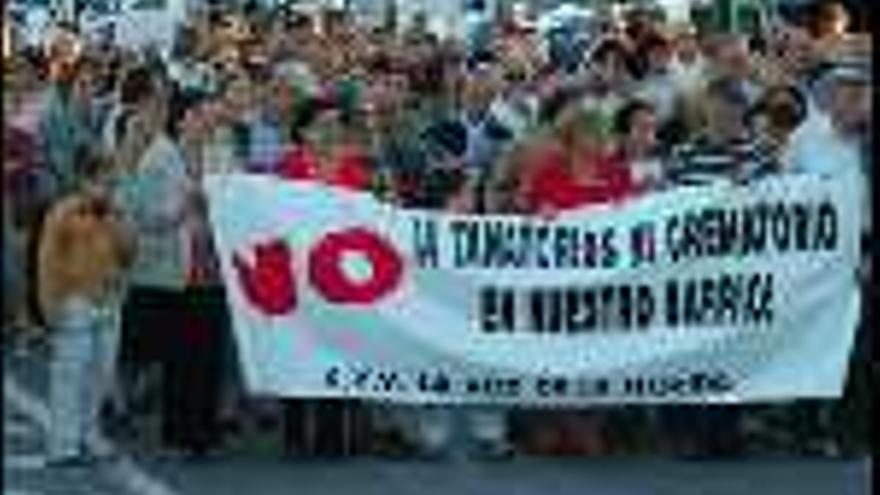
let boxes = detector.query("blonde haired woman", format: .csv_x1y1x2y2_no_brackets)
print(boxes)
39,189,133,465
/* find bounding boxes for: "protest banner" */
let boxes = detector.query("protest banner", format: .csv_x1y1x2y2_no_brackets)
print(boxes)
205,173,861,405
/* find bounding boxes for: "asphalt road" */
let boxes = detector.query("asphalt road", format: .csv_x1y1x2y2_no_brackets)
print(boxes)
4,342,871,495
138,456,871,495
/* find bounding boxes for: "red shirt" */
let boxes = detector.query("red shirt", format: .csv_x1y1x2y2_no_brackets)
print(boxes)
277,144,371,191
278,145,321,180
329,145,371,191
523,145,636,213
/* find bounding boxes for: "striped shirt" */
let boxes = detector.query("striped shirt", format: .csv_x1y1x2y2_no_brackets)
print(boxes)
666,134,777,187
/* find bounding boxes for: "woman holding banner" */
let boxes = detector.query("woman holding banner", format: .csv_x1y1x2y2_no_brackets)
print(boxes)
519,106,638,218
112,66,222,457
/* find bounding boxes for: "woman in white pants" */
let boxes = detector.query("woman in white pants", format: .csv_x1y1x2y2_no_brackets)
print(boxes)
38,191,132,465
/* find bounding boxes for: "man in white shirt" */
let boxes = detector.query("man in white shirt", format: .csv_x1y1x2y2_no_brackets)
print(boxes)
784,65,870,177
783,65,871,233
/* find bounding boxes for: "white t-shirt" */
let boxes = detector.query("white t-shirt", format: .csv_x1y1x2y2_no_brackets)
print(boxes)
783,111,869,232
783,112,862,176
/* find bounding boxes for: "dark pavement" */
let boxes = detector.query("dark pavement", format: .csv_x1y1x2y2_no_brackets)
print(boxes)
4,339,871,495
138,456,871,495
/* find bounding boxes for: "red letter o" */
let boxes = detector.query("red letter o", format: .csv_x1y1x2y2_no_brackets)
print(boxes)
308,228,404,304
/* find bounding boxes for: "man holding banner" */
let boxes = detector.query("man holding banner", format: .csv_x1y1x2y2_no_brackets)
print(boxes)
204,159,862,451
3,5,871,491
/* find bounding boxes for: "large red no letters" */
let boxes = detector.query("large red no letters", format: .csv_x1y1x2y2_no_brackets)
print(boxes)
233,228,404,316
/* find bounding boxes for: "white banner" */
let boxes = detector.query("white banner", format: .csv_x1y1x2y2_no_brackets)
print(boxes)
205,174,862,405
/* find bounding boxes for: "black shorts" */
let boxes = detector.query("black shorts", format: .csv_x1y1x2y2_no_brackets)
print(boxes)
119,286,188,368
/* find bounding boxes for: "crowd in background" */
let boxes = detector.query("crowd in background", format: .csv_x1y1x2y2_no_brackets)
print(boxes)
2,0,872,465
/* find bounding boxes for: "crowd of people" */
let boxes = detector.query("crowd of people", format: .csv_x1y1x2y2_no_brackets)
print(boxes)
2,0,872,466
